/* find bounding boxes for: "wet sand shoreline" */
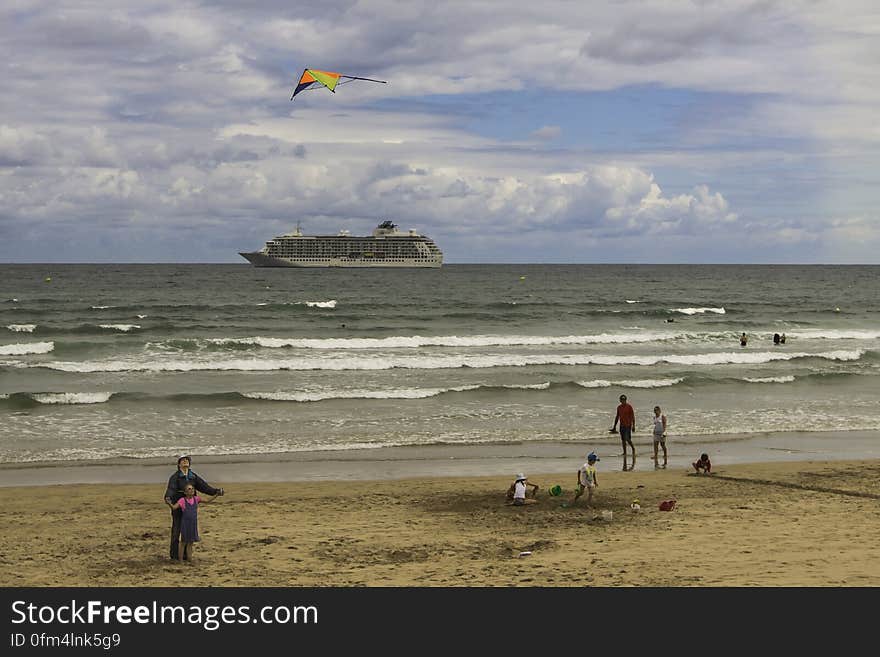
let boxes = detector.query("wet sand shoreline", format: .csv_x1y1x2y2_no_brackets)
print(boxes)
2,429,878,487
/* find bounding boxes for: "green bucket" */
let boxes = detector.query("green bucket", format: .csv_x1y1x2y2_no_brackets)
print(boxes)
549,485,563,497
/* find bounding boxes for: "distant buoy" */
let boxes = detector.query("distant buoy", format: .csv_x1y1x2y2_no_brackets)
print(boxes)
519,276,526,280
835,307,840,312
45,277,51,282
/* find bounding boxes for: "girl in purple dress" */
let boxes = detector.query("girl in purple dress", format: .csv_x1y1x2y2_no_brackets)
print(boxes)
174,483,218,563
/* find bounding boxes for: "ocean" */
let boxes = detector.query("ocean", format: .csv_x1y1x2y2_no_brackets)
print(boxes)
1,264,879,466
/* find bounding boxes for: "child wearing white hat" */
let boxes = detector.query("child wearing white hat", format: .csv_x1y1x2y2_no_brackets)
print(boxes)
507,473,539,505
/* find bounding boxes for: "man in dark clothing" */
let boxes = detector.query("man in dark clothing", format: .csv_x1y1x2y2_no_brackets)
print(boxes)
163,455,224,560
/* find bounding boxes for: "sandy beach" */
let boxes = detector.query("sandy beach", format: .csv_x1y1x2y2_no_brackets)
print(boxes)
2,457,879,587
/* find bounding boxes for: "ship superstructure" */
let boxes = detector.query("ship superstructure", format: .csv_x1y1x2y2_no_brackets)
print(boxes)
239,221,443,268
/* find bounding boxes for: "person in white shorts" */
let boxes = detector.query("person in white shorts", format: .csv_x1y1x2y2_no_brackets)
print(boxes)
652,405,668,468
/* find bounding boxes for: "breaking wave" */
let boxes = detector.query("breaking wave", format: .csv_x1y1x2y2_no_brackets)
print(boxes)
6,324,36,332
195,332,681,350
671,307,726,315
0,341,54,355
742,376,796,384
21,348,866,373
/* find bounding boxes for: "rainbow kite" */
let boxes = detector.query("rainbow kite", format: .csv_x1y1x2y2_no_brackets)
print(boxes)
290,68,387,101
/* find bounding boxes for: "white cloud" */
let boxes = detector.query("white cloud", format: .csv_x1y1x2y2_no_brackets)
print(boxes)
531,125,561,140
0,125,53,165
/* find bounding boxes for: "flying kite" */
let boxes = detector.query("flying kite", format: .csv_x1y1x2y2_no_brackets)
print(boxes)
290,68,387,101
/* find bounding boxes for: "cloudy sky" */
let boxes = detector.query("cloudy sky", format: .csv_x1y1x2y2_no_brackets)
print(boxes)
1,0,878,263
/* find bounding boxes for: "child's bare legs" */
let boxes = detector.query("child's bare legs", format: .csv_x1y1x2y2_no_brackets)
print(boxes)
586,486,594,508
179,542,193,563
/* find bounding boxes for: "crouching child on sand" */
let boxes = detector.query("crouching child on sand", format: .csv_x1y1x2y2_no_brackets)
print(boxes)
569,452,600,507
175,483,219,563
507,473,539,505
693,453,712,474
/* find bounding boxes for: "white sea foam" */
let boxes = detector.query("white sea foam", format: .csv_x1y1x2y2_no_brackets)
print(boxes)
244,385,482,402
30,349,864,373
29,392,113,404
136,314,148,319
743,376,796,384
625,300,641,304
576,378,682,389
98,324,141,332
0,341,54,355
787,330,880,340
6,324,36,332
575,380,613,388
671,307,726,315
302,300,337,308
90,305,115,310
615,378,685,388
589,349,863,367
203,332,681,350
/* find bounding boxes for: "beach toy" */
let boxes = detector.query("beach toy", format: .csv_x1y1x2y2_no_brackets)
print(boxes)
630,499,641,512
549,485,563,496
658,499,677,511
518,551,532,557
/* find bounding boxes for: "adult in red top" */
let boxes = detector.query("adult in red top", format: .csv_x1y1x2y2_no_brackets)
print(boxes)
611,394,636,470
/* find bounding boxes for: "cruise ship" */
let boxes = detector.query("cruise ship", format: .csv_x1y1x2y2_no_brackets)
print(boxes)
239,220,443,268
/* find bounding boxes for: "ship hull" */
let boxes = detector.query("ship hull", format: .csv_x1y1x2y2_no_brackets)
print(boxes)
239,252,442,268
